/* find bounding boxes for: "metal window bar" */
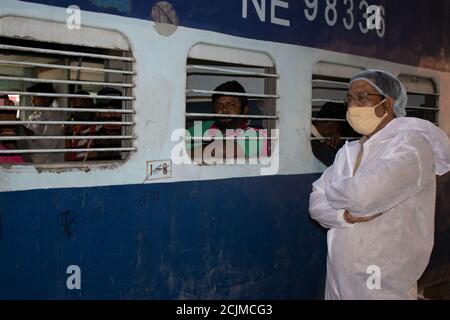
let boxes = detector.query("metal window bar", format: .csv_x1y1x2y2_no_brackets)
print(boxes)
186,89,279,99
0,59,136,75
312,99,345,104
311,118,347,122
312,79,349,86
186,113,278,120
313,86,349,91
186,96,272,102
0,44,135,62
407,91,440,96
0,147,136,154
0,91,134,100
0,75,135,88
0,121,133,125
187,65,279,78
406,106,439,111
0,106,135,114
311,137,360,141
0,136,135,141
186,137,278,141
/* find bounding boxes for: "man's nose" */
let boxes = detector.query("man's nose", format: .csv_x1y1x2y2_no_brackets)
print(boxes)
348,101,358,108
346,96,361,108
221,105,231,113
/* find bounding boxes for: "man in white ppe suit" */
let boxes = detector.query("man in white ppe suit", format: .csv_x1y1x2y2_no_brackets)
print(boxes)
309,70,450,300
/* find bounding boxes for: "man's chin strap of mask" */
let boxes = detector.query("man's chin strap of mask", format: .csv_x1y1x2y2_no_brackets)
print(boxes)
346,98,388,136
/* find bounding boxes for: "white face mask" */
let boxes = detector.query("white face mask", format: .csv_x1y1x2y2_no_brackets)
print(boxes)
346,98,388,136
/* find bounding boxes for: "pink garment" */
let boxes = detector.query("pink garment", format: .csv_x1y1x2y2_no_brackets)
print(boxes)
205,120,270,157
0,143,25,164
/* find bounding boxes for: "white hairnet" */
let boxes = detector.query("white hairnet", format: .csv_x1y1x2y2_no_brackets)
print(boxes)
350,69,408,117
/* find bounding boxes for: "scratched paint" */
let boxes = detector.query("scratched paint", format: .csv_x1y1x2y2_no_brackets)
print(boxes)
0,174,327,299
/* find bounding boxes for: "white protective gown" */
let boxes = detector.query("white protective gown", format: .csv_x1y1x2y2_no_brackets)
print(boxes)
309,117,450,300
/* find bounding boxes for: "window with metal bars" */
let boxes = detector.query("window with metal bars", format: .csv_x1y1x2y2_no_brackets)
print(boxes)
185,45,278,164
311,69,440,167
0,36,135,166
311,74,359,166
398,74,440,126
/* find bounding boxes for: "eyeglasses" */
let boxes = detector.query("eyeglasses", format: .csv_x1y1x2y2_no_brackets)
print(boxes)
344,92,385,106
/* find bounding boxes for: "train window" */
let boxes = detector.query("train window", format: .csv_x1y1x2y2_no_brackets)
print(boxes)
185,44,278,164
311,65,441,168
398,74,439,125
0,34,135,167
311,63,363,167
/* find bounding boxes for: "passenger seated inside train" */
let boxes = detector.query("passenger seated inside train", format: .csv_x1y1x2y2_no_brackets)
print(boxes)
311,102,348,167
24,83,67,164
187,80,268,163
87,87,123,161
69,90,94,123
66,90,95,161
0,94,28,164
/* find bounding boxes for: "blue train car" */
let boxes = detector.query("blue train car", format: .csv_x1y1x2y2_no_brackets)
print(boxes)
0,0,449,299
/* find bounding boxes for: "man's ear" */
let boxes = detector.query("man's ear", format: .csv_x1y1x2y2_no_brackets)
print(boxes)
242,105,249,115
384,97,395,114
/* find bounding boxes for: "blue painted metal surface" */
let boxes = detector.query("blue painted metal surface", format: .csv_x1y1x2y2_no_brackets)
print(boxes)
18,0,450,72
0,174,327,299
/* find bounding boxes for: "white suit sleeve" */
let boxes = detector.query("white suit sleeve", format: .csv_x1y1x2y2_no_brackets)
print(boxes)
309,151,352,229
325,132,434,217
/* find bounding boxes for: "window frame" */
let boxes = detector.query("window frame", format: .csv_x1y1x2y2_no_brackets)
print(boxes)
398,74,440,125
0,20,136,170
310,62,442,167
184,43,280,165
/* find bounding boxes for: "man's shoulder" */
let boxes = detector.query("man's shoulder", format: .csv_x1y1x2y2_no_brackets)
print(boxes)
239,124,268,135
378,130,434,159
390,129,431,146
376,117,437,143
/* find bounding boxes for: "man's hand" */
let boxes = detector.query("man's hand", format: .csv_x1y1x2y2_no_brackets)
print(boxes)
23,126,35,136
343,210,382,224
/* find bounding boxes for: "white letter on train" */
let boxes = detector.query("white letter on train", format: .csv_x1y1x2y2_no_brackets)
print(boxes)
242,0,266,22
243,0,290,27
271,0,290,26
